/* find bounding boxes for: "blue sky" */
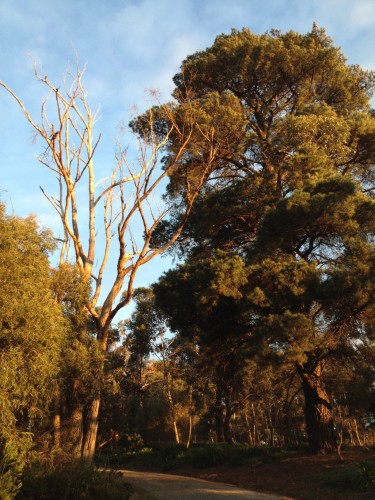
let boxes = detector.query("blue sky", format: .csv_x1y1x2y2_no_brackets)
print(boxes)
0,0,374,317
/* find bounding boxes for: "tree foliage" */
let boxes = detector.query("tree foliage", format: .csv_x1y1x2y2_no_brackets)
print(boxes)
0,204,66,494
149,25,375,454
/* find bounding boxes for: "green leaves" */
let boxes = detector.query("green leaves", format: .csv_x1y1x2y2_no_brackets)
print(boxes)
0,204,67,484
256,176,371,259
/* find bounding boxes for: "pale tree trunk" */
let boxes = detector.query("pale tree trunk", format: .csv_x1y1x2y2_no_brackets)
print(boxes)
251,403,257,445
244,402,254,445
159,336,180,444
166,381,180,444
186,385,193,449
350,418,363,446
335,404,344,461
213,380,225,443
53,413,61,449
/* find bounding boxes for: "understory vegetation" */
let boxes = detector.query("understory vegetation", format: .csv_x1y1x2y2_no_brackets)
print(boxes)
18,459,133,500
1,24,375,498
96,443,286,470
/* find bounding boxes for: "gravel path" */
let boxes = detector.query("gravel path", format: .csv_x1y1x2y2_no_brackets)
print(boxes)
119,469,291,499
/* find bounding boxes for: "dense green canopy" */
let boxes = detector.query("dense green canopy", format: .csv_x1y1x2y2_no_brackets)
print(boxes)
145,26,375,454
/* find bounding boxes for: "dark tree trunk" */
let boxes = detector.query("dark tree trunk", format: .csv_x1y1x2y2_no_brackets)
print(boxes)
297,362,337,454
224,398,233,444
214,403,225,443
213,377,226,443
62,376,84,457
68,405,84,457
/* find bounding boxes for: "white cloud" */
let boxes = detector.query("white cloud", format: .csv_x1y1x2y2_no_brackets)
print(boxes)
1,0,374,301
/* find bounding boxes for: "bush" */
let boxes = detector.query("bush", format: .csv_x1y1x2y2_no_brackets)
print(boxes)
121,433,145,452
95,443,285,473
0,442,23,500
328,459,375,493
187,444,282,469
19,459,133,499
188,445,227,468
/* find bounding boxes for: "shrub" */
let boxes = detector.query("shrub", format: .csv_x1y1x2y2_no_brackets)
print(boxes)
19,459,133,499
0,442,23,500
96,443,285,472
326,459,375,493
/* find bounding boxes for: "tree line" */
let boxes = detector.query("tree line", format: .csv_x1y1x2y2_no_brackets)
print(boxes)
1,24,375,495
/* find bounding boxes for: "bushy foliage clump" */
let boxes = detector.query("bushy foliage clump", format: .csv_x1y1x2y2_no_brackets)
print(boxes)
19,459,133,499
327,459,375,493
96,443,284,471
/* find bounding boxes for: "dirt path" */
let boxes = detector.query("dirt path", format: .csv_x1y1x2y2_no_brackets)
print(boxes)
119,469,291,499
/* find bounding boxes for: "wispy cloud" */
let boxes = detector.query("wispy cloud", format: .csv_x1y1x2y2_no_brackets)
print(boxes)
0,0,374,309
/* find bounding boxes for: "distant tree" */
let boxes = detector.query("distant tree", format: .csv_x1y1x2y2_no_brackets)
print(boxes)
123,288,192,445
154,252,256,444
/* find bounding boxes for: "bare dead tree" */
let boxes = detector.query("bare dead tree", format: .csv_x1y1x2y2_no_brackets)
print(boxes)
0,61,213,458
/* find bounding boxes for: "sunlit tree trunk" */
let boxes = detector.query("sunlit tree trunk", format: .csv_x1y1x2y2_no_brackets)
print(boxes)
244,402,254,445
82,397,101,458
224,397,234,444
214,381,225,443
158,335,180,444
186,385,193,449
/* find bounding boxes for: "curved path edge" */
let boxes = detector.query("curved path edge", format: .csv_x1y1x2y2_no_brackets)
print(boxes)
117,469,293,500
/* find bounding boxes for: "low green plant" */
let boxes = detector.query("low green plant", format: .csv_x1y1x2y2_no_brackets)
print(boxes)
0,442,24,500
97,443,285,471
187,444,283,469
19,459,133,499
122,433,145,452
325,459,375,493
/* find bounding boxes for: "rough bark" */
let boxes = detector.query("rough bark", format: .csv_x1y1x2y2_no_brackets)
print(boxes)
214,404,225,443
297,362,337,454
186,385,193,449
68,406,84,457
244,402,254,445
224,398,234,444
161,352,180,444
82,397,100,458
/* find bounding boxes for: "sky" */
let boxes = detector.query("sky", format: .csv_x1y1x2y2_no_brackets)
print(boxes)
0,0,374,319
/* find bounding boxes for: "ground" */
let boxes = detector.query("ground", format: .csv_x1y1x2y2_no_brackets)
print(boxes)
168,448,375,499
